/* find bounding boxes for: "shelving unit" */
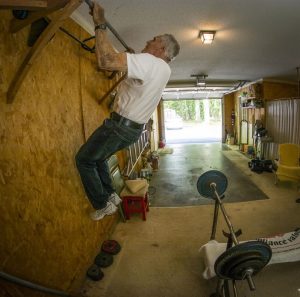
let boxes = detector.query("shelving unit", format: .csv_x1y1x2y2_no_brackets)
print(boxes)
240,97,264,109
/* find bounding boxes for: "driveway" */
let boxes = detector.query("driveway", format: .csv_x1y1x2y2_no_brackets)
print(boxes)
165,121,222,143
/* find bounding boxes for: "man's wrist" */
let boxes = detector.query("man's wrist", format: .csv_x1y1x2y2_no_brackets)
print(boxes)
95,23,107,31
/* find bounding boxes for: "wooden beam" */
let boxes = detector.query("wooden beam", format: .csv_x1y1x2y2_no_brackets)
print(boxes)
0,0,48,10
98,73,127,105
7,0,83,103
10,0,69,33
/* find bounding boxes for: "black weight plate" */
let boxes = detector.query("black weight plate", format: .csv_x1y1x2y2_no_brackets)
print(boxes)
101,240,121,255
197,170,228,198
214,241,272,280
86,264,104,281
94,251,114,268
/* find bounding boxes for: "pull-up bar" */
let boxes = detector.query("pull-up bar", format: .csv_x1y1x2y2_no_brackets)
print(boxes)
84,0,132,52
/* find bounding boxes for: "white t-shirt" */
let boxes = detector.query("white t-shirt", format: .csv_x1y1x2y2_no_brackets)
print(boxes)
113,53,171,124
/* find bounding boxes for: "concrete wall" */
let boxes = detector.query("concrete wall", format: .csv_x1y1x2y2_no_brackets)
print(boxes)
0,11,120,296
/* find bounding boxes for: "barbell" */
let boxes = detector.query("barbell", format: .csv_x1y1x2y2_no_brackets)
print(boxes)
197,170,272,291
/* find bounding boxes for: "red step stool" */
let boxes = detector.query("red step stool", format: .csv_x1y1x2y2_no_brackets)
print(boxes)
121,181,149,221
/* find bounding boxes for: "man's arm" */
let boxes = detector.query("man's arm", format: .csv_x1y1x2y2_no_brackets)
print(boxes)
92,2,127,72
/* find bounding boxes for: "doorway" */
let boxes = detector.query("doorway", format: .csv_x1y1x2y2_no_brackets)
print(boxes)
163,99,222,144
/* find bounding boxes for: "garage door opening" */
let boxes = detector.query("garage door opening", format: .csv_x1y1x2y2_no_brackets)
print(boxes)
163,99,222,144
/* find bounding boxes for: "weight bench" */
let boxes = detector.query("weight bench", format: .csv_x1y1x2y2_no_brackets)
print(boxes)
199,228,300,280
196,170,299,296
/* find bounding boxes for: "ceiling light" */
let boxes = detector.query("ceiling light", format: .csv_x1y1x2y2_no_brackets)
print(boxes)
191,74,207,87
196,77,206,87
199,31,216,44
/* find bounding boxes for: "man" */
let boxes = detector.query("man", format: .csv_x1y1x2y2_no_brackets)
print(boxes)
76,1,180,220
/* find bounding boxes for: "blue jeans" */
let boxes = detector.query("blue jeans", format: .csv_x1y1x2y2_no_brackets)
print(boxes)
75,117,143,210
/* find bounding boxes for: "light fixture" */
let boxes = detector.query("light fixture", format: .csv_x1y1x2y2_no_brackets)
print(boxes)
199,30,216,44
191,74,207,87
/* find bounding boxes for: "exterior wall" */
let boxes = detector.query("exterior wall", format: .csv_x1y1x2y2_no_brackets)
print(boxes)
0,11,120,296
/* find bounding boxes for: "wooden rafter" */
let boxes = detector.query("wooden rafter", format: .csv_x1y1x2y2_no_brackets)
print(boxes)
7,0,83,103
10,0,69,33
0,0,48,10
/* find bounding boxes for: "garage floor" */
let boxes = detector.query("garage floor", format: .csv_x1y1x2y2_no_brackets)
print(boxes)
149,143,269,207
81,143,300,297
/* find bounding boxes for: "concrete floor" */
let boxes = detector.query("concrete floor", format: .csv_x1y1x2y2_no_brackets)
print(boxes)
81,143,300,297
149,143,268,207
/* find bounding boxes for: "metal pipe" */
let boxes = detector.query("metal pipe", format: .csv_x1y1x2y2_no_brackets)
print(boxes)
297,67,300,97
210,184,257,293
211,183,239,246
84,0,132,51
210,199,220,240
0,271,69,297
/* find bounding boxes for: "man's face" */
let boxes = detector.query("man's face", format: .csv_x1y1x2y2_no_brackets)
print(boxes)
142,36,165,57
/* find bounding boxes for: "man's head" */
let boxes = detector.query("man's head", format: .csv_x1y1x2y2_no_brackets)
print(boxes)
142,34,180,63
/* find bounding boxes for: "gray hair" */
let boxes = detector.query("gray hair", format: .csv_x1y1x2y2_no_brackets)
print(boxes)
160,34,180,62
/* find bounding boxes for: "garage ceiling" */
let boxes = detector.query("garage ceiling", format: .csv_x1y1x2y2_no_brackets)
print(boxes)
72,0,300,95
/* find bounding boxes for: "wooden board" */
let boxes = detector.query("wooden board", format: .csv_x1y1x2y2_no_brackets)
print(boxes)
0,10,120,297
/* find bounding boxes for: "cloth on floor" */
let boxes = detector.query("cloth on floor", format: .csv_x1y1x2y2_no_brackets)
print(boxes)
157,147,174,155
199,228,300,279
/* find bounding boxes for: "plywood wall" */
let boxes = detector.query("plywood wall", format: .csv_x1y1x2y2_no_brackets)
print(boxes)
263,81,298,100
0,10,120,296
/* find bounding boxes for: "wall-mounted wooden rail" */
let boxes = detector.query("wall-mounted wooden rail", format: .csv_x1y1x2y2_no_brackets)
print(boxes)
6,0,82,103
9,0,69,33
0,0,48,10
98,73,127,105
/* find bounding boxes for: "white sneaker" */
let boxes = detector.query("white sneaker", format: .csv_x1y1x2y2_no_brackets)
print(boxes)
109,192,122,206
90,201,118,221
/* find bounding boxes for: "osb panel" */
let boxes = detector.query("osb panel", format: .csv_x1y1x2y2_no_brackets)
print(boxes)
0,10,119,297
263,81,298,100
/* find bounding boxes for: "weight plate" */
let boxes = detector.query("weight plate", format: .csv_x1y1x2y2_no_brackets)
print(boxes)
197,170,228,198
214,241,272,280
101,240,121,255
86,264,104,281
94,251,114,268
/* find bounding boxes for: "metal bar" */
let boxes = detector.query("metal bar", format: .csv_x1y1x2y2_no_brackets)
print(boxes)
84,0,131,51
297,67,300,98
0,271,69,297
211,183,239,246
59,26,94,52
210,199,220,240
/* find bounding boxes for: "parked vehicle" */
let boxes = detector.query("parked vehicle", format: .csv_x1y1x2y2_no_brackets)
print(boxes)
165,109,183,130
